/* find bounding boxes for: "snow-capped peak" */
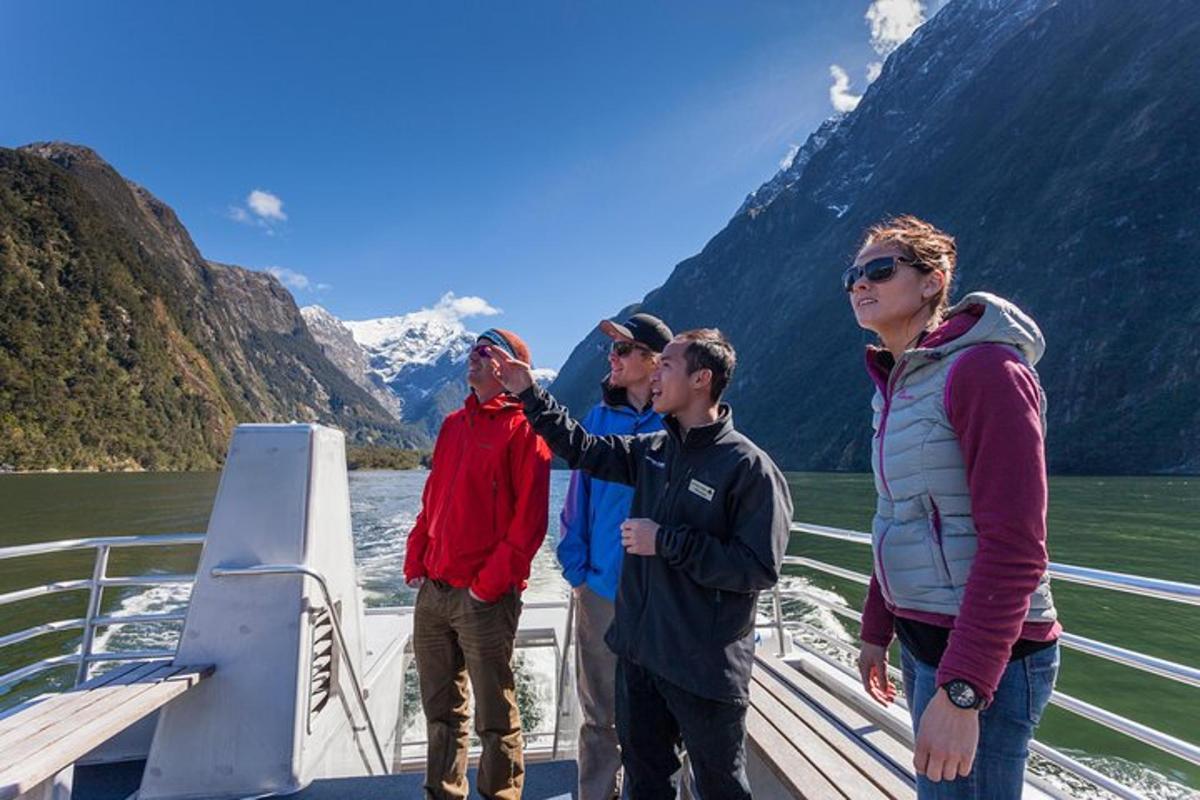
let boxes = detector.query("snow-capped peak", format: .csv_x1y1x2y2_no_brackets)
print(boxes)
344,292,499,381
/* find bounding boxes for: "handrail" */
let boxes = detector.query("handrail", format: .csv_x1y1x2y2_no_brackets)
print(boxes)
780,524,1200,784
211,563,389,775
0,525,1194,795
0,533,202,692
789,522,1200,605
0,533,205,561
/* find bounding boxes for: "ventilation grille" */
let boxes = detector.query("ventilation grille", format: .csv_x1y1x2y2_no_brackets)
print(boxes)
308,605,335,730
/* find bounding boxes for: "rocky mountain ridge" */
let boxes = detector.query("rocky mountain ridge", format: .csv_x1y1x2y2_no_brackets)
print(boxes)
550,0,1200,475
0,143,425,470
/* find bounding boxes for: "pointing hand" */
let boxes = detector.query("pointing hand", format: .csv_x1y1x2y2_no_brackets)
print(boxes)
481,345,535,395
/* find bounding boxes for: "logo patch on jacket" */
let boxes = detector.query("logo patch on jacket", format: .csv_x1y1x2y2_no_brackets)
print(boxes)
688,479,715,501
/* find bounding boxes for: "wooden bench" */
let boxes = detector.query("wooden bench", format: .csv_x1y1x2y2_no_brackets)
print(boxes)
747,652,916,799
0,661,213,800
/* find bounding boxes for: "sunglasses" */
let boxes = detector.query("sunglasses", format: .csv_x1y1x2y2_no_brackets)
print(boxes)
611,341,651,357
841,256,921,293
471,344,495,359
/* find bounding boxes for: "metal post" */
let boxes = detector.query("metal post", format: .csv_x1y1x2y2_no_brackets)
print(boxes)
75,545,110,685
772,583,787,657
551,589,575,760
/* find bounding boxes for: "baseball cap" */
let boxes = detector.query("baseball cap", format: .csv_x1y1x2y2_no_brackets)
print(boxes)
599,313,673,354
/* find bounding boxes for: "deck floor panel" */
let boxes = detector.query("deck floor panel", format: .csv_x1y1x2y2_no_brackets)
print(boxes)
754,654,915,797
746,703,849,799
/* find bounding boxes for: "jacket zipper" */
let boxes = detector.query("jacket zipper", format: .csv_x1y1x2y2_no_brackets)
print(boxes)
431,409,473,570
873,360,908,603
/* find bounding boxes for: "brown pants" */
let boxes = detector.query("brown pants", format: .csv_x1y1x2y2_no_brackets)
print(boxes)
413,580,524,800
574,585,622,800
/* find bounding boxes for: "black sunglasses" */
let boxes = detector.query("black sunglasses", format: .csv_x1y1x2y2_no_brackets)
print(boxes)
611,341,650,357
841,256,921,293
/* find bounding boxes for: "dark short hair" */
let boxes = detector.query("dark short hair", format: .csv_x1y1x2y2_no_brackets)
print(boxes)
676,329,736,401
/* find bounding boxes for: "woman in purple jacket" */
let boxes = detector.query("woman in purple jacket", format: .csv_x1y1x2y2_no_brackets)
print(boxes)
845,215,1061,798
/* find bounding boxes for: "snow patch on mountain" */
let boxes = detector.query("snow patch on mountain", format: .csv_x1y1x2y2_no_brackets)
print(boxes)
307,294,556,436
344,293,499,382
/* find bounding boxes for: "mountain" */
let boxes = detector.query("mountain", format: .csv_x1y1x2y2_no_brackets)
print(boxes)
304,303,557,437
550,0,1200,475
0,143,425,470
300,305,404,420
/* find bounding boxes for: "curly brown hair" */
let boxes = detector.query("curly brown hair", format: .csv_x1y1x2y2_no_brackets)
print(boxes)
862,214,957,325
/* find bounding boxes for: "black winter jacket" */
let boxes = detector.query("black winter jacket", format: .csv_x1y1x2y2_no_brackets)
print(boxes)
519,385,793,701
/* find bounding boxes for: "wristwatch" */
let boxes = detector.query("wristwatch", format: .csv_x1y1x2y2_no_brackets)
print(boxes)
941,679,985,710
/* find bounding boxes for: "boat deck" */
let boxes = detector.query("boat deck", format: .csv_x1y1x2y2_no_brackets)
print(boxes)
72,759,580,800
61,649,1056,800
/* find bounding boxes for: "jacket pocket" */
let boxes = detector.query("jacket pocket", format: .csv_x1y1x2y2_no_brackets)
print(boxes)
927,497,953,585
712,590,755,646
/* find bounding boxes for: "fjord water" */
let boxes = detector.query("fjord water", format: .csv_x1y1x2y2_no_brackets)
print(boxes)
0,471,1195,796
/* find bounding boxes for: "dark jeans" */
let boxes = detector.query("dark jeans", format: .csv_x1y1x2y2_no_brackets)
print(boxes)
413,580,524,800
901,642,1059,799
614,657,751,800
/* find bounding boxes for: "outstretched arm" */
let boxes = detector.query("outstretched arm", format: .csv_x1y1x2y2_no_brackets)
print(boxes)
486,345,646,485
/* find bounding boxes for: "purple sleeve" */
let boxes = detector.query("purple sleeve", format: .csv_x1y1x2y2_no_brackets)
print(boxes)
936,345,1050,701
860,574,895,647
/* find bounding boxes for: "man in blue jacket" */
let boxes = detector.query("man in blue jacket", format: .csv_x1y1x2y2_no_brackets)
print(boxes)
558,312,672,800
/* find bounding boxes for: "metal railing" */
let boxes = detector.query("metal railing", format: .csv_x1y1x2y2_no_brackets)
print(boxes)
3,524,1196,798
0,533,204,691
775,521,1200,800
392,598,574,765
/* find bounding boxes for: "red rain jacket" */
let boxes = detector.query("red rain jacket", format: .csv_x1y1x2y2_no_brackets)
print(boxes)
403,391,552,602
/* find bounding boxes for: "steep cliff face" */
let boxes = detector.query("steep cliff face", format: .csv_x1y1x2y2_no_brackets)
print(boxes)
550,0,1200,474
0,144,424,470
300,305,404,420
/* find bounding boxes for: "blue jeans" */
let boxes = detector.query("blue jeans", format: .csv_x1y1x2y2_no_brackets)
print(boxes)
901,643,1059,799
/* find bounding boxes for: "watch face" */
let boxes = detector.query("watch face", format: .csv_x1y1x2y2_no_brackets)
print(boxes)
947,680,978,708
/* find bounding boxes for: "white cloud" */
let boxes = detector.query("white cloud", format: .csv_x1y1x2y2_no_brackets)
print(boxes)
266,266,327,292
247,189,287,221
432,292,501,320
228,189,288,233
866,0,926,58
826,0,927,111
829,65,862,113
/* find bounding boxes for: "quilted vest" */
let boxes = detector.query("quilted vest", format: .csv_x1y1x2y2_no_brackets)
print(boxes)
869,292,1057,622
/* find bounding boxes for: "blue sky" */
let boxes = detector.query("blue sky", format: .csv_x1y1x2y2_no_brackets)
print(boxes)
1,1,926,369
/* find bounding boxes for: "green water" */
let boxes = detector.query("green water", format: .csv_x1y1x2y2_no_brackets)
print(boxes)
785,472,1200,794
0,471,1196,794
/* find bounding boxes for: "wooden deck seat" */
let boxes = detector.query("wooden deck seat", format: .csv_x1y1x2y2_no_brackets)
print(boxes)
748,652,916,799
0,661,213,800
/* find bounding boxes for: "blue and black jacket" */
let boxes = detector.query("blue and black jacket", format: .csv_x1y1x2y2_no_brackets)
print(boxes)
558,381,664,601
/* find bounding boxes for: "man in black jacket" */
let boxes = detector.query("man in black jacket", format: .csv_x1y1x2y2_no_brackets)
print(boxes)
485,328,793,800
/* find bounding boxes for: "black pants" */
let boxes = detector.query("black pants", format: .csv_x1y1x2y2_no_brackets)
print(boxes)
614,657,751,799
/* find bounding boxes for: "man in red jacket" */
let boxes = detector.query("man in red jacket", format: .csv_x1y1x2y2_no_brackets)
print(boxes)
403,328,552,800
